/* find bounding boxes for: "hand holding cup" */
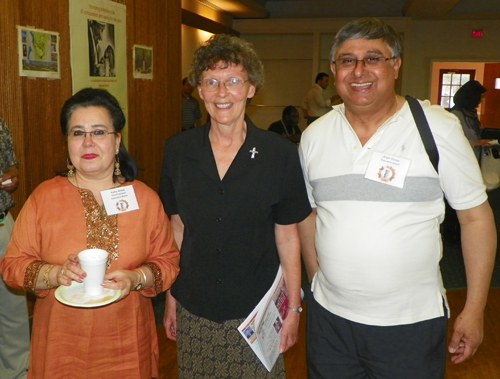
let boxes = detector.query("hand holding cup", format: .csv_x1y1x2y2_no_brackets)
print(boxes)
78,249,108,296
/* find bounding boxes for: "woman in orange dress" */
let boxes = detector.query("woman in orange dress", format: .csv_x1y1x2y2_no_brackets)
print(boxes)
0,88,180,379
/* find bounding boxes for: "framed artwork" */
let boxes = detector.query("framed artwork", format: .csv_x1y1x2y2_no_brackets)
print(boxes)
18,26,60,79
133,45,153,80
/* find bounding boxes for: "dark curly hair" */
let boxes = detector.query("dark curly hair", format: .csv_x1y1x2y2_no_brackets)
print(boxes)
188,34,264,92
60,88,138,182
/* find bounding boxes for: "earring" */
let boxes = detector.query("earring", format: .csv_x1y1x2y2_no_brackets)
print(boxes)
67,159,75,177
114,155,121,176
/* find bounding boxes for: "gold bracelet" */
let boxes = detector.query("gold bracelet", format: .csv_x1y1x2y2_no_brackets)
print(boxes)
43,265,55,289
135,267,148,289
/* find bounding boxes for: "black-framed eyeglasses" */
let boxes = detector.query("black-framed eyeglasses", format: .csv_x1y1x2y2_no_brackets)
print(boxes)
68,130,118,140
199,77,249,92
333,56,396,70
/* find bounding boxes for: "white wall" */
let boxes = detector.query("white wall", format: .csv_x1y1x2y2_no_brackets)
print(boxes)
407,19,500,100
245,33,314,130
234,17,500,116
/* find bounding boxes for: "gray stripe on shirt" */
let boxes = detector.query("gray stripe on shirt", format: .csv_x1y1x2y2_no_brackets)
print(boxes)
311,174,442,202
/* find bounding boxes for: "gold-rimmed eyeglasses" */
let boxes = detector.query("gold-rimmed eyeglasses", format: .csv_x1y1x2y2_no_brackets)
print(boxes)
68,130,118,140
199,77,249,92
333,56,396,70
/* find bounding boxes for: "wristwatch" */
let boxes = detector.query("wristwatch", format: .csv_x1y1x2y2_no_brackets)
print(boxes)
288,306,303,313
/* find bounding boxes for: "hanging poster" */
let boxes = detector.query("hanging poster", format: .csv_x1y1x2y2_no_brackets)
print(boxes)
133,45,153,80
69,0,128,143
17,26,60,79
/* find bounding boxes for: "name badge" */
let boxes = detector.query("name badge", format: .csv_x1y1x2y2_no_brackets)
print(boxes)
101,186,139,216
364,151,411,189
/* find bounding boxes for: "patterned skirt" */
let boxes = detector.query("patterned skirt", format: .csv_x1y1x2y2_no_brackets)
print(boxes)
176,302,286,379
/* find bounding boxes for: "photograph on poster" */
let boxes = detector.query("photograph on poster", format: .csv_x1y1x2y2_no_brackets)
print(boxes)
70,0,127,144
88,19,115,77
18,26,60,79
133,45,153,80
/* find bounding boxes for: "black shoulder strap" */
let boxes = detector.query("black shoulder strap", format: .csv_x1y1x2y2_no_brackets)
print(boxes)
405,95,439,173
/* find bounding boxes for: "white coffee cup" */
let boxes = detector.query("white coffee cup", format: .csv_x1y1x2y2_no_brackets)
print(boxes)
78,249,108,296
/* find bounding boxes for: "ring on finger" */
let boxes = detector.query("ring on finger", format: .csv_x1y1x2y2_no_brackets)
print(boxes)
59,267,65,276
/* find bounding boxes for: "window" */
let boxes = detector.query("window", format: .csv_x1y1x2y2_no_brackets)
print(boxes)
438,69,475,109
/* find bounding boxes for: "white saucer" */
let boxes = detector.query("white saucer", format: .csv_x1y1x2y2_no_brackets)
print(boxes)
55,281,121,308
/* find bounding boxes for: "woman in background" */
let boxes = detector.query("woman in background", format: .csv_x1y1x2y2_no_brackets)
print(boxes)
450,80,487,161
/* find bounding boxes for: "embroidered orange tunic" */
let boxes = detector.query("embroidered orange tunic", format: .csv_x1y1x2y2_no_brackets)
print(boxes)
0,176,180,379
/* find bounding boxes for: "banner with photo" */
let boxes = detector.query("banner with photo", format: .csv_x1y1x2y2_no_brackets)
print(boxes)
69,0,128,144
17,26,60,79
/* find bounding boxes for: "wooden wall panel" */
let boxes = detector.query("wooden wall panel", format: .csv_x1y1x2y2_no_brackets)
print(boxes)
19,0,72,195
127,0,182,192
0,1,24,218
0,0,182,217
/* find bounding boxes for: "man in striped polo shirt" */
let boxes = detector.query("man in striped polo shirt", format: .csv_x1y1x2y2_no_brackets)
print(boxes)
299,18,496,379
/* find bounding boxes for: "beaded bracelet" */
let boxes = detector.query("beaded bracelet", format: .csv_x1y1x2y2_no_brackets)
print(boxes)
42,264,55,289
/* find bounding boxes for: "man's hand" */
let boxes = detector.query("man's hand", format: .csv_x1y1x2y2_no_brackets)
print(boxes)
448,308,484,364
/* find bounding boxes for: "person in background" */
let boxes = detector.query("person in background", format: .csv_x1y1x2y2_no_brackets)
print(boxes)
0,117,29,379
301,72,340,125
268,105,302,144
0,88,180,379
181,77,202,131
299,18,496,379
450,80,487,161
160,34,311,379
443,81,487,241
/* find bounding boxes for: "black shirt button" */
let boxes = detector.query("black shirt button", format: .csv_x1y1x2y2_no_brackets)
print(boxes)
219,189,224,194
216,279,222,284
215,249,221,254
216,217,222,222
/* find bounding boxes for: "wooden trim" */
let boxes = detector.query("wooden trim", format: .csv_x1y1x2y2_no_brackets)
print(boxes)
182,9,239,36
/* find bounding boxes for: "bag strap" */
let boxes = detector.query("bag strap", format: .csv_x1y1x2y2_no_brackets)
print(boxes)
405,95,439,173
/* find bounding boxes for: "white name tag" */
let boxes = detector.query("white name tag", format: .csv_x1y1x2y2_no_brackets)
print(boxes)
364,151,411,189
101,185,139,216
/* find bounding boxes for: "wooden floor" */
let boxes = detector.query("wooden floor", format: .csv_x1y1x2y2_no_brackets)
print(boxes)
158,289,500,378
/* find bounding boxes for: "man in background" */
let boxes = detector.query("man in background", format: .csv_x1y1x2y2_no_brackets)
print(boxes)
0,117,29,379
181,77,202,131
268,105,302,144
301,72,340,125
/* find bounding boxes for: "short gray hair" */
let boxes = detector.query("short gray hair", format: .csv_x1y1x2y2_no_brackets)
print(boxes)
329,18,402,62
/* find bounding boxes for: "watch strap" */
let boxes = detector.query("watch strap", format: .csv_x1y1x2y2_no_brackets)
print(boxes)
288,306,303,313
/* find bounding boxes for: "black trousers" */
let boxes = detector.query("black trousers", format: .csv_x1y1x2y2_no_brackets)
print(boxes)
307,291,448,379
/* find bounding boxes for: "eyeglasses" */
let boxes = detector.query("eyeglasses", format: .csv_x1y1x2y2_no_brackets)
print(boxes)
199,78,249,92
333,56,396,70
68,130,118,140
